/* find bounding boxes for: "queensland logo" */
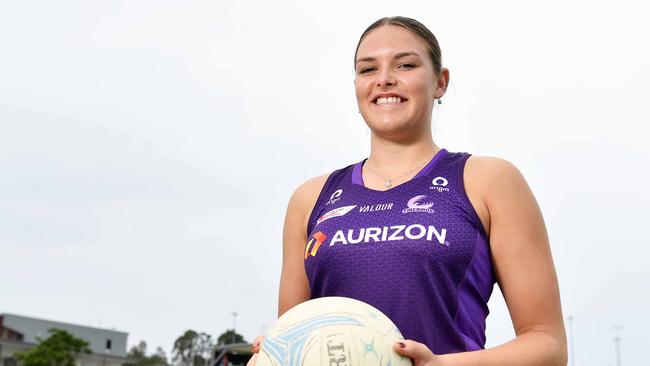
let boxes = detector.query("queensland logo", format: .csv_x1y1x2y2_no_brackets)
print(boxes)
305,231,328,259
359,202,393,213
329,224,448,246
402,195,435,214
317,205,356,225
326,189,343,205
430,176,450,192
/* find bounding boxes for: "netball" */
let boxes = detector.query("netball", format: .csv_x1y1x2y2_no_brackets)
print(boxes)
256,297,412,366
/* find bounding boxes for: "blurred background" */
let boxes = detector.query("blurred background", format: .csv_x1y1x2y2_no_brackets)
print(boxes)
1,0,649,365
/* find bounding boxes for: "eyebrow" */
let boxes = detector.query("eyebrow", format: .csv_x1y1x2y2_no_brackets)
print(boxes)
355,51,421,66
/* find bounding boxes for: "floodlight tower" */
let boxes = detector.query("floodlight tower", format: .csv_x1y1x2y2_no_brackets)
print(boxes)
231,312,238,343
613,325,623,366
568,315,576,366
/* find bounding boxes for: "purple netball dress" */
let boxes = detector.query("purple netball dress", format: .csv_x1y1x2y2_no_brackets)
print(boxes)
303,148,496,354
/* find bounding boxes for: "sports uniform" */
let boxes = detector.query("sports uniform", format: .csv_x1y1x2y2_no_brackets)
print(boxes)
304,148,496,354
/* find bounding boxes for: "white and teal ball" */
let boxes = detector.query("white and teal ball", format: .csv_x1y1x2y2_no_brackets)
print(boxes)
257,296,412,366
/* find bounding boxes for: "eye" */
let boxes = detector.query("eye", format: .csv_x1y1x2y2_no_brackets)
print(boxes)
358,63,414,74
399,63,415,69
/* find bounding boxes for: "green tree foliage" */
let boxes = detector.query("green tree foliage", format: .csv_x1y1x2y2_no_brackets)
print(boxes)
216,329,245,345
172,330,214,366
14,328,91,366
125,341,168,366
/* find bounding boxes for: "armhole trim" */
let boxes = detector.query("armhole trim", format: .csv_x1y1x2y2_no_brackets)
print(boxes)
458,153,490,243
305,170,339,238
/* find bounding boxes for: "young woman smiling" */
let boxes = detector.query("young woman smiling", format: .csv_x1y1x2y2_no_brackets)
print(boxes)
249,16,567,366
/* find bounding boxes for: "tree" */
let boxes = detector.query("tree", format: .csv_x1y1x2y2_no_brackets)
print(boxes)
127,341,147,360
14,328,91,366
153,347,170,365
125,341,168,366
216,329,245,345
192,333,214,366
172,330,214,366
172,330,197,365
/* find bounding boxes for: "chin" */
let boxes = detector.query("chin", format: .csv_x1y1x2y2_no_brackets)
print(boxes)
371,106,430,130
366,119,416,137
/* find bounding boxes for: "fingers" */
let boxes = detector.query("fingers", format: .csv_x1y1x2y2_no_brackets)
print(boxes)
248,336,265,366
250,335,265,354
393,339,435,364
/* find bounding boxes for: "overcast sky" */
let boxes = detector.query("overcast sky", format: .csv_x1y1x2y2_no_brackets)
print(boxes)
1,1,649,364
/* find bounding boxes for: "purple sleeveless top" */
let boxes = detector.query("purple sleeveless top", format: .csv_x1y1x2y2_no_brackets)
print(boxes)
304,149,496,354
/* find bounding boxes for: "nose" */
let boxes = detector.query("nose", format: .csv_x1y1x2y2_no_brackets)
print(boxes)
376,67,395,88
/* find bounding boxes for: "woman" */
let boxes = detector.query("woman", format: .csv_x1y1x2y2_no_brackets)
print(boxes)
249,16,567,366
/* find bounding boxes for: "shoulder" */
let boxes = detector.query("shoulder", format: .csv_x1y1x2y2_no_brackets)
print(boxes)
289,173,330,209
285,173,331,233
464,155,530,208
463,155,529,234
465,155,524,185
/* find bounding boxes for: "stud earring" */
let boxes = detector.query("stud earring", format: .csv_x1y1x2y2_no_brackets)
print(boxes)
437,99,442,104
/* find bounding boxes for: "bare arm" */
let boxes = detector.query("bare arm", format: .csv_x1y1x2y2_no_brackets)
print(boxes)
249,175,328,365
440,157,567,365
278,174,329,317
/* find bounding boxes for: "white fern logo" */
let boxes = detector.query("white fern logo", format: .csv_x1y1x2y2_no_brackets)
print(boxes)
402,195,435,214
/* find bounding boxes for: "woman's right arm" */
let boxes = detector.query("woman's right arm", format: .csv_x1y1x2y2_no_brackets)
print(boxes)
248,174,329,366
278,174,329,316
246,174,329,366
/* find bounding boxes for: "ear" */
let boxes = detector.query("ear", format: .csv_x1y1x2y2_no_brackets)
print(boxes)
435,67,450,99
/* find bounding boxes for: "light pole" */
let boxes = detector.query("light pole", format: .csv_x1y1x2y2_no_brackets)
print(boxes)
568,316,575,366
231,312,238,344
613,325,622,366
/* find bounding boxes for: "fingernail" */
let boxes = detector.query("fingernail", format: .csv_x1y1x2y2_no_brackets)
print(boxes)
398,341,406,348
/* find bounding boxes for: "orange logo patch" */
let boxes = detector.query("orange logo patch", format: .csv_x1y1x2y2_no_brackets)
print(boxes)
304,231,327,259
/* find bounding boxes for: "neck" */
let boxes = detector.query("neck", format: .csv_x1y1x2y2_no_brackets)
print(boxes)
366,129,440,178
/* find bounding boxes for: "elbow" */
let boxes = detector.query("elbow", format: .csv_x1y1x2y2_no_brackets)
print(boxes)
545,330,568,366
556,339,568,366
552,326,568,366
539,329,567,366
518,326,567,365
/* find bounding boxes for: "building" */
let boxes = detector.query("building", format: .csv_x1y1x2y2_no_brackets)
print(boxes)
0,313,128,366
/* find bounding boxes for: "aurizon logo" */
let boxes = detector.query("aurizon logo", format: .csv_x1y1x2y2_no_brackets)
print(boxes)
329,224,448,246
305,231,328,259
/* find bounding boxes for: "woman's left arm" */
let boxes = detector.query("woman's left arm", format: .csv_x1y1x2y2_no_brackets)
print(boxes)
396,157,568,366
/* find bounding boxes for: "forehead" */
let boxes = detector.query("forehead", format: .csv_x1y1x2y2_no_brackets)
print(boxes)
356,25,428,60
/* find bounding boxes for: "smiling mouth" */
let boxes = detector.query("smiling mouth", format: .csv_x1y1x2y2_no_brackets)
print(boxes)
373,96,408,106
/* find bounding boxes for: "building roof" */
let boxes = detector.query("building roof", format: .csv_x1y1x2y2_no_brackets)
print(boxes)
0,313,127,335
0,313,129,358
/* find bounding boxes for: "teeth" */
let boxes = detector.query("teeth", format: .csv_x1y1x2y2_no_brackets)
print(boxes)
376,97,402,105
